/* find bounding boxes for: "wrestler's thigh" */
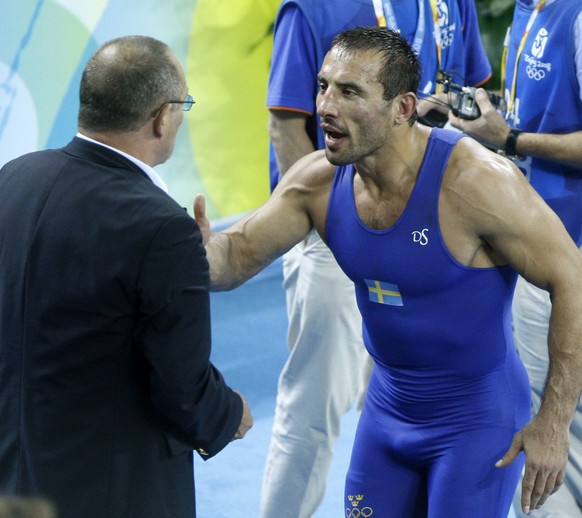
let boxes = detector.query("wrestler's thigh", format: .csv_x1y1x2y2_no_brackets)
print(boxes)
344,408,427,518
426,426,524,518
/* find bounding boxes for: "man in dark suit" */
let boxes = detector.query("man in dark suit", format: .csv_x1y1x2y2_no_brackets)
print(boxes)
0,35,252,518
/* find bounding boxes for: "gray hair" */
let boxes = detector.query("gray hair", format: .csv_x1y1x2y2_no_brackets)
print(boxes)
78,35,184,132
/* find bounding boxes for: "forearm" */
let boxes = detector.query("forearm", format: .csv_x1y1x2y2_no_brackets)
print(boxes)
457,120,582,169
268,110,316,176
538,293,582,426
514,131,582,169
206,232,258,291
206,225,281,292
200,172,317,292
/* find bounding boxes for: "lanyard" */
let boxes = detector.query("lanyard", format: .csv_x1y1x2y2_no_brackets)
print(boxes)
429,0,442,72
501,0,546,118
372,0,442,83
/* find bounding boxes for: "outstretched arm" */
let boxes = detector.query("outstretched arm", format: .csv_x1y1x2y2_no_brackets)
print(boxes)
194,151,333,291
194,194,293,291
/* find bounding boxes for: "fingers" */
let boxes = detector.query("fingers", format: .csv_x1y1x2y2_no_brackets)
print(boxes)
502,418,569,515
474,88,493,109
494,434,522,469
193,192,206,220
519,460,565,514
447,110,462,131
495,433,530,513
447,88,509,149
193,193,211,245
231,390,254,441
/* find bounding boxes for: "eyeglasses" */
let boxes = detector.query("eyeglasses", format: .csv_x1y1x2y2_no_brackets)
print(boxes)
164,94,195,111
152,94,195,116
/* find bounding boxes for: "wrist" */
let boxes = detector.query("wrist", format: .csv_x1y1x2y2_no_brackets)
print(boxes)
504,128,523,157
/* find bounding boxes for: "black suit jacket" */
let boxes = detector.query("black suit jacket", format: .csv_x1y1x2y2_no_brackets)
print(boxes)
0,138,242,517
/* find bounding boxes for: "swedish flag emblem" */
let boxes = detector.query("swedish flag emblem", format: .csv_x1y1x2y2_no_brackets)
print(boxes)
365,279,403,306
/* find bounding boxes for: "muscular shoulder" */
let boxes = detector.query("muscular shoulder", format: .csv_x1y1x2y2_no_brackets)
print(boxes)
439,137,538,263
444,137,527,216
276,149,336,193
274,149,337,232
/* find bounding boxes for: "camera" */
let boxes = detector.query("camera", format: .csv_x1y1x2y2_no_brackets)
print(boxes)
453,86,481,120
452,86,505,120
438,72,504,120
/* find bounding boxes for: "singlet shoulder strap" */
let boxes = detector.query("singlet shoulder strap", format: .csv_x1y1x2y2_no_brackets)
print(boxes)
407,128,466,217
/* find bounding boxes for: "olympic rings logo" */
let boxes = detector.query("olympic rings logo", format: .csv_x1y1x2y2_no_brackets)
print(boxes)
345,507,374,518
526,65,546,81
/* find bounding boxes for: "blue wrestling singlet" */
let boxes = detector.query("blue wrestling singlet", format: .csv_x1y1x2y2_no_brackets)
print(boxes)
325,128,531,518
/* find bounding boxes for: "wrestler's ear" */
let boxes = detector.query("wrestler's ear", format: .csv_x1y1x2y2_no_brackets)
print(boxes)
394,92,417,125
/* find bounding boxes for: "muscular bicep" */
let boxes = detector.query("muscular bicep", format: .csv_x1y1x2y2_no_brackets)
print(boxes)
483,183,576,291
446,145,582,291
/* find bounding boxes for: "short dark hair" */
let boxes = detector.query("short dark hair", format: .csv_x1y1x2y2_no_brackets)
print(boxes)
330,26,421,106
78,35,184,132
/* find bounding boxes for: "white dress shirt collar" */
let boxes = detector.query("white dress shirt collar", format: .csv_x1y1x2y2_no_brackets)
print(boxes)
76,132,169,193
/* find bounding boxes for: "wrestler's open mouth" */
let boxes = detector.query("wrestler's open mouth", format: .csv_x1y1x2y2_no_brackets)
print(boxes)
326,130,345,140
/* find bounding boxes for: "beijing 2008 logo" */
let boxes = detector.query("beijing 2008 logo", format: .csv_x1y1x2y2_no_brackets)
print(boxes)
524,28,551,82
532,27,548,59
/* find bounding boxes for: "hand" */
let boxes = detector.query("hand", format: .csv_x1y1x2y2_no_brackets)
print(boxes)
448,88,510,150
193,193,211,245
231,390,253,440
495,416,568,515
417,92,451,118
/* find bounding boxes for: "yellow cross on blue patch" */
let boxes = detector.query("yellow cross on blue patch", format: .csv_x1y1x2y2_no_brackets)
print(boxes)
365,279,403,306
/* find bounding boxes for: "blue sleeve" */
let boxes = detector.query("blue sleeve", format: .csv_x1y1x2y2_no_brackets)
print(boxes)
267,3,318,114
458,0,492,86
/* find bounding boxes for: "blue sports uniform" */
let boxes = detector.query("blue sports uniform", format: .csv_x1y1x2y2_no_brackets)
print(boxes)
265,2,492,516
504,0,582,246
268,0,492,191
504,1,582,515
326,128,531,518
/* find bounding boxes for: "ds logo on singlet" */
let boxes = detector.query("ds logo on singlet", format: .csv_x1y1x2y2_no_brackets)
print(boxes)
412,228,429,246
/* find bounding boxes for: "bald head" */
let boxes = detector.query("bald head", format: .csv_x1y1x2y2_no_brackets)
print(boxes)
78,35,185,133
